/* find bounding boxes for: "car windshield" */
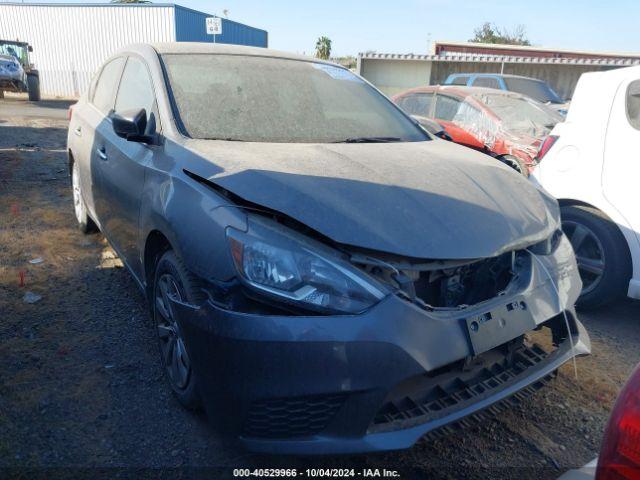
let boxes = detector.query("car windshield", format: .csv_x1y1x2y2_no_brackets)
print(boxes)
0,43,27,65
503,77,564,104
161,54,429,143
480,93,562,136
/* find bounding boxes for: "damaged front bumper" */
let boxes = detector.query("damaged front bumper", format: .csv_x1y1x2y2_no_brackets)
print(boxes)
169,239,590,455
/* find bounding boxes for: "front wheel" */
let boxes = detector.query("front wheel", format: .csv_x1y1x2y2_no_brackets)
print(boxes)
153,250,205,410
561,205,631,309
27,73,40,101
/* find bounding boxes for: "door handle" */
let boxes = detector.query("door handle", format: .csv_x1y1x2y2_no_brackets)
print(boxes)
97,147,108,161
74,126,82,137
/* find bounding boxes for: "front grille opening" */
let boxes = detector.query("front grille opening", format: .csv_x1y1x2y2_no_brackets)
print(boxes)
370,321,559,432
243,394,346,439
415,251,517,308
355,250,528,310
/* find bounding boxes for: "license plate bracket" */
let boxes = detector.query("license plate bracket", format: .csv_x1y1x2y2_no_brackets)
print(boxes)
465,299,537,355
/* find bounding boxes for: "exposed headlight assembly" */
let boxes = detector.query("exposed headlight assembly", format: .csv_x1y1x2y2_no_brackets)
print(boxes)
226,219,386,314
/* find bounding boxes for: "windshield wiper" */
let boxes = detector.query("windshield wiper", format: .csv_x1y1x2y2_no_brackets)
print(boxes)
336,136,403,143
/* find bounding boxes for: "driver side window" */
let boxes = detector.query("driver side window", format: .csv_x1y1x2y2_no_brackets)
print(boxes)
115,56,157,126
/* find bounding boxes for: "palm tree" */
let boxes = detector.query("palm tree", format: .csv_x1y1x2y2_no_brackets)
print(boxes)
315,36,332,60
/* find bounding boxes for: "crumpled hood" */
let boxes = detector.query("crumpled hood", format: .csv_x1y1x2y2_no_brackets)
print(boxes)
182,138,559,259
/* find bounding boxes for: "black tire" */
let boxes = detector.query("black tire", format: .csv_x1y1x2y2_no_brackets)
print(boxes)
70,158,97,233
27,73,40,102
561,205,631,309
498,154,528,176
153,250,206,410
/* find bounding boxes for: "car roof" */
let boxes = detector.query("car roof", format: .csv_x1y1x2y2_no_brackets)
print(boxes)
449,73,545,81
0,39,28,46
396,85,525,100
118,42,338,67
566,65,640,124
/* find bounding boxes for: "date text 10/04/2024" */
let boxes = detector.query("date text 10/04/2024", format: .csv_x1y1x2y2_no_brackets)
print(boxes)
233,469,401,478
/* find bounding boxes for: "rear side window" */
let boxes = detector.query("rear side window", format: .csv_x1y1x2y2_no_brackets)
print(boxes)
472,77,501,89
434,95,462,121
449,76,469,86
92,57,125,115
115,56,156,122
396,93,433,116
627,80,640,130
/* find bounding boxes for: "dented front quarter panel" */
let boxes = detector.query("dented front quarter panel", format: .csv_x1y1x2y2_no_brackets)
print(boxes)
138,137,248,284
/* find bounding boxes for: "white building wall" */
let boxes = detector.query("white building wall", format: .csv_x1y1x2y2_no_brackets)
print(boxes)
359,59,432,96
0,4,176,97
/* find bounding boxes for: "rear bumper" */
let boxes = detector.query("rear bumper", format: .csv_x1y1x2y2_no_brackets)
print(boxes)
170,241,589,454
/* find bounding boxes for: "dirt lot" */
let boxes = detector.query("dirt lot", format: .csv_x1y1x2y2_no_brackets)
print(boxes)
1,101,639,479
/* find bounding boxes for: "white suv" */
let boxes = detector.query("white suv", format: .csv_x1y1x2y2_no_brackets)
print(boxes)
532,66,640,308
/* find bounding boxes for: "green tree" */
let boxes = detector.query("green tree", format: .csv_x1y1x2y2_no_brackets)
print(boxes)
315,36,332,60
469,22,531,46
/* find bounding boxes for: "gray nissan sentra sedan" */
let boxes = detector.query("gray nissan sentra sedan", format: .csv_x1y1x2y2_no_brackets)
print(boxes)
67,43,590,454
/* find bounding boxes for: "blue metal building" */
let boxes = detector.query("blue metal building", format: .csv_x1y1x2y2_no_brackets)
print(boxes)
174,5,268,47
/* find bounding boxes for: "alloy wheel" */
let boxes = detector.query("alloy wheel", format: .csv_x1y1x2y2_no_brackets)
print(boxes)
563,220,606,295
155,273,191,390
71,162,85,223
501,157,525,175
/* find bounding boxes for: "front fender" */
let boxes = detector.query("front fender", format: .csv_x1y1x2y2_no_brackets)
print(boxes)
139,165,248,286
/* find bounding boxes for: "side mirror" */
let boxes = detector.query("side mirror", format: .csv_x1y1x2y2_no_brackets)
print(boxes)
28,45,33,52
111,108,157,144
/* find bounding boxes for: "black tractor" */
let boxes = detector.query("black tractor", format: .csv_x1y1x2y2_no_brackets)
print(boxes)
0,40,40,101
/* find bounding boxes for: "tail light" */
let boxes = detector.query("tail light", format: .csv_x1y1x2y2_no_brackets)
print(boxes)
597,364,640,480
536,135,558,162
67,106,73,121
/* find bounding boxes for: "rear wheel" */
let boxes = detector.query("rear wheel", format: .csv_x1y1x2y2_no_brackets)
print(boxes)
71,160,97,233
498,154,528,176
27,73,40,101
153,250,205,410
561,205,631,308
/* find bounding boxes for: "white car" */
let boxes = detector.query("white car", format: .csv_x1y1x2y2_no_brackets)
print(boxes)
532,66,640,308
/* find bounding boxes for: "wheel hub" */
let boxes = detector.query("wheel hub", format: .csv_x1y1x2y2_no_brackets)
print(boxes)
155,273,191,390
562,220,606,296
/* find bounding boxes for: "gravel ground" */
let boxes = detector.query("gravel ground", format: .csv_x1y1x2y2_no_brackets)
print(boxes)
1,104,639,479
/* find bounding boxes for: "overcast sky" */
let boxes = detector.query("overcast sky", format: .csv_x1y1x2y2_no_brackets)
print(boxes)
35,0,640,57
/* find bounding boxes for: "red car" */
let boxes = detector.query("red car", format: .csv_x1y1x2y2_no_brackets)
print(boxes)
597,363,640,480
392,85,563,175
